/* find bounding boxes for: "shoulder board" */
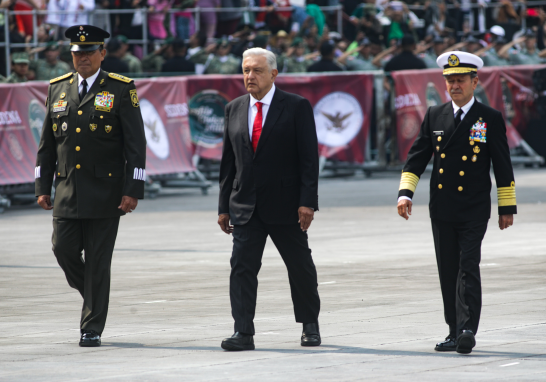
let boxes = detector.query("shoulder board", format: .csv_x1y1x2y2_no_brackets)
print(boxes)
50,72,73,84
108,73,133,83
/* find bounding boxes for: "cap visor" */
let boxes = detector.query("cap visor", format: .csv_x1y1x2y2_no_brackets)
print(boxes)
71,44,100,52
13,60,30,64
443,68,477,75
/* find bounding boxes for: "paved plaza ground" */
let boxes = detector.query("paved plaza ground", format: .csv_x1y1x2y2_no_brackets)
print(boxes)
0,167,545,381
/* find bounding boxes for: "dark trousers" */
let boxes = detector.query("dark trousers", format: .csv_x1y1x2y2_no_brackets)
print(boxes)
431,219,488,337
52,217,120,335
230,210,320,335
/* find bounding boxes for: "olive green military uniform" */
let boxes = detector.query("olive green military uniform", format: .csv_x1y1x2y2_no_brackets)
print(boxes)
422,52,439,69
35,70,146,335
141,53,165,73
188,48,210,65
482,50,509,67
204,55,241,75
344,55,376,71
122,52,143,74
282,56,314,73
6,73,27,83
509,48,544,65
31,59,72,81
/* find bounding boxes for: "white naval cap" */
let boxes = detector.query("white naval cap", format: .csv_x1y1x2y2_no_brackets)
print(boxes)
436,51,484,76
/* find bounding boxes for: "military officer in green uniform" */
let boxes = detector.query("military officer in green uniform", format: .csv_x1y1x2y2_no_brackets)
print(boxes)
117,35,143,74
480,37,510,67
337,38,377,71
204,39,241,75
281,38,315,73
6,52,30,83
142,38,174,73
507,30,545,66
30,41,71,81
35,25,146,347
397,52,516,355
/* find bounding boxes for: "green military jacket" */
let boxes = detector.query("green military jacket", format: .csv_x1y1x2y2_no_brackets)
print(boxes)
482,50,509,67
122,52,143,74
205,55,241,75
6,73,27,83
282,56,313,73
509,48,544,65
142,53,165,73
422,52,439,69
344,55,376,71
0,74,6,83
188,48,210,65
35,70,147,219
31,59,71,81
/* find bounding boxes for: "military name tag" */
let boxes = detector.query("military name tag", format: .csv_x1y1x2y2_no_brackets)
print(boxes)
95,91,114,112
433,131,444,136
90,123,97,131
62,122,68,131
53,100,68,113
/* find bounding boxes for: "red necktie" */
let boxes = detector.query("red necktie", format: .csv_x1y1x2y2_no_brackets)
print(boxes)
252,102,263,152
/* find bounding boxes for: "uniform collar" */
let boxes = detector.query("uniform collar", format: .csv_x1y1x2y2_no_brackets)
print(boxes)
78,68,101,89
452,96,475,116
250,83,276,108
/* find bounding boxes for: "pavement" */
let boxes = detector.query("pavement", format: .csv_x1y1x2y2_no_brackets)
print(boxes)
0,167,545,381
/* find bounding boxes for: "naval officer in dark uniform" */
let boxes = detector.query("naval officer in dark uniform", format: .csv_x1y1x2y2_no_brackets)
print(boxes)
35,25,146,347
397,51,517,354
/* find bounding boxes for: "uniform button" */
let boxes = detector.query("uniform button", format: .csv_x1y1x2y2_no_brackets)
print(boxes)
439,168,444,174
459,171,464,176
441,153,446,159
76,128,81,133
470,141,475,145
438,184,443,189
437,137,442,142
76,164,81,169
78,110,83,115
100,115,104,119
75,146,81,151
109,173,112,177
462,156,467,161
57,172,60,176
458,186,463,191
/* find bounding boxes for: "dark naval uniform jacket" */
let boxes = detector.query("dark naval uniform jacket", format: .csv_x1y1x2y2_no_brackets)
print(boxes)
399,99,517,221
35,70,146,219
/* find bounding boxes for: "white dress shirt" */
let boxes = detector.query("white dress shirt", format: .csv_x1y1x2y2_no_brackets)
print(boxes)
398,96,476,203
248,84,276,142
78,68,101,95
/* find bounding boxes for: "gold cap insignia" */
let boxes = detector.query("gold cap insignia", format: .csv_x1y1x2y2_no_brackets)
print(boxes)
52,123,57,132
80,35,86,42
448,54,459,67
105,125,112,133
62,122,68,131
90,123,97,131
80,26,83,30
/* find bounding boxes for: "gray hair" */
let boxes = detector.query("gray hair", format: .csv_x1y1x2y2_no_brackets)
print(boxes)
242,48,277,71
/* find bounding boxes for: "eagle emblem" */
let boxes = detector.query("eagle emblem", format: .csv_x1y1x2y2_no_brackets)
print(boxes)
321,111,353,132
448,54,459,67
144,120,160,142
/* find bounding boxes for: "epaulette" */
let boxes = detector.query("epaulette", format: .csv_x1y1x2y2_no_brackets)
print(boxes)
108,73,133,83
50,72,74,84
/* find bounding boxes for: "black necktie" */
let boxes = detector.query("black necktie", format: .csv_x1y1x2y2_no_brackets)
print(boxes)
454,108,463,127
79,79,88,102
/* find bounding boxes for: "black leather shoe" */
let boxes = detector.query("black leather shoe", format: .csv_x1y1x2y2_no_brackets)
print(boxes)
301,323,321,346
221,332,255,351
434,335,457,351
79,330,101,347
456,330,476,354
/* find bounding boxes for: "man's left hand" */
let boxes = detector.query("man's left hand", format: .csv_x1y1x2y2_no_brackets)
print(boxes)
118,196,138,213
499,214,513,230
298,207,314,232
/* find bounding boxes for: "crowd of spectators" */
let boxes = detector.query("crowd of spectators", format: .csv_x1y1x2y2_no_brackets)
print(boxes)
1,0,546,81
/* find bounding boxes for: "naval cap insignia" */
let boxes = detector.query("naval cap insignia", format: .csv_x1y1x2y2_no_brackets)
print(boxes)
448,54,459,67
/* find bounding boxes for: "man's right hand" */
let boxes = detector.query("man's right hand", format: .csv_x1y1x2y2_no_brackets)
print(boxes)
37,195,53,210
397,199,412,220
218,214,234,235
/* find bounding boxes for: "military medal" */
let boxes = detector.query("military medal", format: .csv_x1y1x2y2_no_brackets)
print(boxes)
52,100,67,113
52,123,58,132
473,146,480,154
60,92,66,99
472,155,477,162
105,125,112,133
90,123,97,131
469,118,487,143
62,122,68,131
95,91,114,112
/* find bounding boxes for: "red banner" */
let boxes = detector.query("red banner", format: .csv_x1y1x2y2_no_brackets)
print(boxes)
392,65,545,162
186,73,375,164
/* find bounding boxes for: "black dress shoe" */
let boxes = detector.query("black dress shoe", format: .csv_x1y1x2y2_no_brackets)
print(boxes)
221,332,255,351
434,335,457,351
456,330,476,354
79,330,101,347
301,323,321,346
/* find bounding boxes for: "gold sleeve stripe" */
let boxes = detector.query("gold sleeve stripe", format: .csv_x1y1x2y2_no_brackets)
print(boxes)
497,186,516,206
399,172,420,192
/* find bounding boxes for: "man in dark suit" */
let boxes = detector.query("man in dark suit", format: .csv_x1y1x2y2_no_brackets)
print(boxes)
397,51,516,354
307,41,343,73
218,47,321,351
384,35,427,72
35,25,146,347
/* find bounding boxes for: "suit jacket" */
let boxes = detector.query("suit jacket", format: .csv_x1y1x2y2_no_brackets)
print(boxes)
218,87,319,225
399,100,517,222
35,70,147,219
